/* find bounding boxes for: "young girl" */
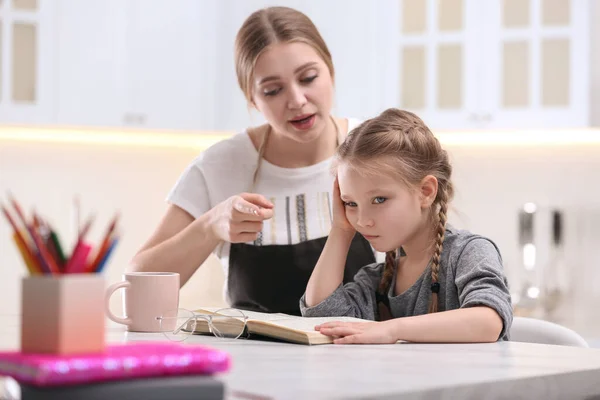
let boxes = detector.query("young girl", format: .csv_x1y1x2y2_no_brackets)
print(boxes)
301,108,513,344
129,7,376,315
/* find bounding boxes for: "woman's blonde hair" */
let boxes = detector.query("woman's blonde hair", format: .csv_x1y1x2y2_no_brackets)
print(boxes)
335,108,454,314
234,6,335,103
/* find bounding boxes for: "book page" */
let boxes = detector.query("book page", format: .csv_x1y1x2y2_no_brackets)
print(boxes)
251,316,367,333
194,307,227,315
194,307,368,333
195,308,290,321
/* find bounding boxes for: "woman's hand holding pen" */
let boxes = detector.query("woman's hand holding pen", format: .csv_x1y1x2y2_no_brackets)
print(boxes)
207,193,274,243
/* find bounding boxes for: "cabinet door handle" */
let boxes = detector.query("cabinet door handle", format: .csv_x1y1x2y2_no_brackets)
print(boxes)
468,113,480,121
123,114,134,124
481,113,492,122
137,114,146,124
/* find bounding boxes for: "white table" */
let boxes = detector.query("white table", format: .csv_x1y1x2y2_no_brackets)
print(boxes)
1,316,600,399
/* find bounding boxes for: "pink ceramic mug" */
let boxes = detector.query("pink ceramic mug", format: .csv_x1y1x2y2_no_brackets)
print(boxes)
105,272,180,332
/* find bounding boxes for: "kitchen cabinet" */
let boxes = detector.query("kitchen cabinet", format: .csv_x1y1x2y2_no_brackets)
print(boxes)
6,0,597,132
56,0,218,131
387,0,590,130
0,0,55,124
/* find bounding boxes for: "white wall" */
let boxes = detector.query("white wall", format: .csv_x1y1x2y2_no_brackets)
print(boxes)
448,144,600,338
1,136,599,337
591,0,600,126
0,138,228,319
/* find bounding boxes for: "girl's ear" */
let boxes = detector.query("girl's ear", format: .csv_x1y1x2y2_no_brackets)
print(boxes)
419,175,438,208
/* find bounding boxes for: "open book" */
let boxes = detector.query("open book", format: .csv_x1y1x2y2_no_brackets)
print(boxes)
192,307,369,345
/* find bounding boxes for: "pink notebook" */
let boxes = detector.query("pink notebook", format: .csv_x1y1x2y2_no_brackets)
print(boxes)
0,341,231,387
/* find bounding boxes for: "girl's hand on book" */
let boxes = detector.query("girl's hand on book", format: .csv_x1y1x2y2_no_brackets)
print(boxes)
315,320,397,345
331,178,355,236
207,193,274,243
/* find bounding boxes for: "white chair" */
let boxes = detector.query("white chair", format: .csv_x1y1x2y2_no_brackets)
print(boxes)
510,316,589,348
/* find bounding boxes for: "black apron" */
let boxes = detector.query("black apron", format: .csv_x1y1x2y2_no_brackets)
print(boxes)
227,117,375,315
228,232,376,315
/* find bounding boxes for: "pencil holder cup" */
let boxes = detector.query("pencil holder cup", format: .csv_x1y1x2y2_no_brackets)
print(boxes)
21,274,106,354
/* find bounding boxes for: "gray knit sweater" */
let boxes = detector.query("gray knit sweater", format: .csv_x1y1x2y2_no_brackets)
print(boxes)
300,226,513,340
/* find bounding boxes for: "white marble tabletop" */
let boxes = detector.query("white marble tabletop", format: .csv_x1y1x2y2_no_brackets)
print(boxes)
1,316,600,399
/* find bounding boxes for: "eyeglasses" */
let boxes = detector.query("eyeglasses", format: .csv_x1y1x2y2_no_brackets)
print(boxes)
156,308,248,342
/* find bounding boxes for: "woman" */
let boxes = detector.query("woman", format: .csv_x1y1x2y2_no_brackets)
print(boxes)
129,6,376,315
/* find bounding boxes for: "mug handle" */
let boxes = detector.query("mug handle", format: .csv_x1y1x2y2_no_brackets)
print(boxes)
105,281,132,326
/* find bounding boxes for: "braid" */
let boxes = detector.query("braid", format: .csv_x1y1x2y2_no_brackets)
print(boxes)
428,187,449,313
378,249,397,294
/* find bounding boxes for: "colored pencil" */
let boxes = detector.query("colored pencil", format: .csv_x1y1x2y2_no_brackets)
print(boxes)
12,232,40,275
1,193,120,276
2,204,42,274
6,193,60,274
86,213,119,272
48,226,67,268
95,236,119,273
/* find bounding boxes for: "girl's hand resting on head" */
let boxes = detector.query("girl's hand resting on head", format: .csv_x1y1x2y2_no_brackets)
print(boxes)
315,320,398,345
207,193,274,243
331,177,355,236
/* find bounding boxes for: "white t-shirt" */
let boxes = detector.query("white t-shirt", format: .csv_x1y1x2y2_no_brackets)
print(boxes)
167,118,368,300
